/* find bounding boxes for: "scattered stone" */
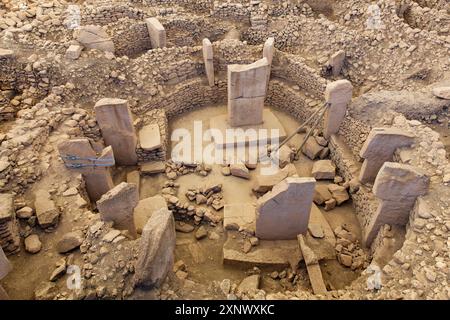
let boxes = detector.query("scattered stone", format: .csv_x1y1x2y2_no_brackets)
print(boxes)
56,231,84,253
311,160,336,180
24,234,42,254
195,226,207,240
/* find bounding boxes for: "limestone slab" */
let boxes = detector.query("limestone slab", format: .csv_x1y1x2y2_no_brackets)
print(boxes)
323,80,353,139
256,177,316,240
133,195,168,234
145,18,166,48
139,124,161,151
94,98,138,165
133,208,175,288
97,182,139,238
140,161,165,174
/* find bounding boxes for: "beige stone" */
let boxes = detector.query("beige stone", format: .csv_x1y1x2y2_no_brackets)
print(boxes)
230,163,250,179
432,86,450,100
256,177,316,240
253,163,297,193
75,25,114,52
65,44,83,60
0,193,14,222
202,38,214,86
364,162,429,246
145,17,166,48
133,195,168,234
227,58,269,127
263,37,275,65
140,161,165,174
133,208,175,288
359,128,415,184
298,235,327,295
94,98,138,165
313,184,333,205
97,182,139,238
311,160,336,180
327,184,349,205
34,190,59,228
302,137,324,160
139,124,161,151
328,50,345,76
323,80,353,139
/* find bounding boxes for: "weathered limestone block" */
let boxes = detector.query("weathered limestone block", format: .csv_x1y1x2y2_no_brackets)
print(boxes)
364,162,429,246
311,160,336,180
133,208,175,288
298,235,327,295
359,128,415,184
140,161,165,174
252,163,297,193
34,190,59,228
65,44,83,60
58,138,115,202
97,182,139,238
227,58,269,127
75,25,114,52
327,184,349,205
432,86,450,100
0,246,11,280
302,137,324,160
202,38,214,86
323,80,353,139
94,98,138,165
223,203,256,234
328,50,345,76
313,185,333,205
133,195,168,234
256,177,316,240
145,17,166,48
230,163,250,179
138,124,161,151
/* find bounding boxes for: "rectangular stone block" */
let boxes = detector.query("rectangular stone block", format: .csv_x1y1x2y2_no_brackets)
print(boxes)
227,58,269,127
133,195,167,234
94,98,138,165
139,124,161,151
202,38,214,86
323,80,353,139
34,190,59,228
97,182,139,238
145,17,166,48
256,177,316,240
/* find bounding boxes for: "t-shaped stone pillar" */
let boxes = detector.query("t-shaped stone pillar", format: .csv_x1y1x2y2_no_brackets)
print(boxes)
94,98,138,166
256,177,316,240
263,37,274,65
97,182,139,238
323,80,353,139
363,162,429,246
227,58,270,127
58,138,115,202
359,128,415,185
202,38,214,86
145,17,166,48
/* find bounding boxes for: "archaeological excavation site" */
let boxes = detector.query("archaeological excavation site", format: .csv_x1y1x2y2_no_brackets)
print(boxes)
0,0,449,303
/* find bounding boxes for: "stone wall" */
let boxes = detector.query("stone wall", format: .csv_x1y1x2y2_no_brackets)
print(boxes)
111,21,152,57
81,3,146,26
135,78,227,119
272,50,328,100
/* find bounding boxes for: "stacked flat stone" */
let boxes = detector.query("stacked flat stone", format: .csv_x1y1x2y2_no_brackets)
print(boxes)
0,194,20,254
